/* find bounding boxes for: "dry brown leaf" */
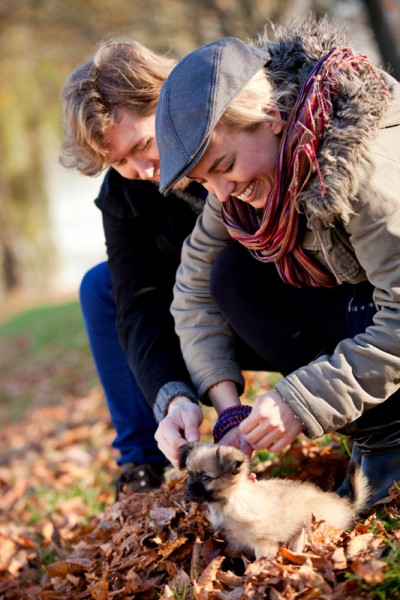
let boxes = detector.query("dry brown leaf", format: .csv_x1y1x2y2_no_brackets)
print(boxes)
331,546,347,570
65,573,80,585
8,553,31,577
193,555,225,599
345,533,379,560
159,584,175,599
39,592,68,599
99,542,113,557
269,588,286,600
0,538,18,566
46,557,93,577
158,536,188,558
296,559,333,595
124,572,164,593
353,557,387,585
89,576,109,600
190,536,204,581
149,506,177,526
279,546,328,570
288,525,308,553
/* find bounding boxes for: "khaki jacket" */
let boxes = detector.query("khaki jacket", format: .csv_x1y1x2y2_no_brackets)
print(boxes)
172,70,400,438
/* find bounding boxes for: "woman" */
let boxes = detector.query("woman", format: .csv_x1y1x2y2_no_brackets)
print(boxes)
154,17,400,504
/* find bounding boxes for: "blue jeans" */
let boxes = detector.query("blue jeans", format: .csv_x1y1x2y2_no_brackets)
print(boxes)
79,262,166,466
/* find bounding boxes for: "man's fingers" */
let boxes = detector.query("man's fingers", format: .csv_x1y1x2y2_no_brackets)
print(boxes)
182,412,201,443
161,436,183,468
154,405,203,468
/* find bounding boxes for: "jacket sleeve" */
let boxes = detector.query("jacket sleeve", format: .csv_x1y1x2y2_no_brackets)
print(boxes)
98,172,198,413
171,194,245,401
276,125,400,438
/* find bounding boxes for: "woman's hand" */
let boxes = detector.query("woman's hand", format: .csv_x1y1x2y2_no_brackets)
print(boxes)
155,396,203,468
240,389,303,453
219,425,253,460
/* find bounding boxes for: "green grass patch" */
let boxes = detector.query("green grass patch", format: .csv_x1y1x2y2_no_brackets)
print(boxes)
369,511,400,534
25,485,110,525
0,300,88,357
0,300,98,421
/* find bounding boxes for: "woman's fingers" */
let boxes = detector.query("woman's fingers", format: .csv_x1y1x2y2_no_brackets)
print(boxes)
240,389,303,453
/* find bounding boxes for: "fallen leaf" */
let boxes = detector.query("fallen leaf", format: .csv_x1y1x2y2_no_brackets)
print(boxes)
345,533,381,560
193,555,225,599
279,546,328,570
353,557,387,585
331,546,347,570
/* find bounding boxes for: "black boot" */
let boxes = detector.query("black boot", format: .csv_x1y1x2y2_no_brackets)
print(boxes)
336,445,400,506
115,461,169,500
360,449,400,505
335,387,400,506
335,442,361,499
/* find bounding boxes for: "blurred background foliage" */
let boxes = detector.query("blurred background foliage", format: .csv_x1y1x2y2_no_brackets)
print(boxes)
0,0,399,300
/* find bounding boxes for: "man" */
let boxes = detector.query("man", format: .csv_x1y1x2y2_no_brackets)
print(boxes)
60,37,205,497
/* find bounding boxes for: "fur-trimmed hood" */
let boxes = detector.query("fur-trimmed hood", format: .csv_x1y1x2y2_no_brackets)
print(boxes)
253,17,395,227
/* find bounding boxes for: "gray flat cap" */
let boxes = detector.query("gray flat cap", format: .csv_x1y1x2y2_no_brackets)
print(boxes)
156,37,270,194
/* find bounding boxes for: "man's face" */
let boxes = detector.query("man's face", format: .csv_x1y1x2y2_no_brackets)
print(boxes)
106,108,159,181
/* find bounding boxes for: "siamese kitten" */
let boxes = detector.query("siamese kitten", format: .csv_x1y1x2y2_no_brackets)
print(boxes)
179,442,370,559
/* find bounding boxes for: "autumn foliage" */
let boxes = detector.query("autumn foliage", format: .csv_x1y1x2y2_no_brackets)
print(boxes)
0,385,399,599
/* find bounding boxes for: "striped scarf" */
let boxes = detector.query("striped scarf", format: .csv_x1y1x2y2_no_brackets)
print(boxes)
221,47,386,288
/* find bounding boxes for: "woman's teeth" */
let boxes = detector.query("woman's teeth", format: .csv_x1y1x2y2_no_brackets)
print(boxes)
236,180,255,201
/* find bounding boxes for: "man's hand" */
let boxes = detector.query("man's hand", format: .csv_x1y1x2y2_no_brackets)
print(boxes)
155,396,203,468
240,389,303,453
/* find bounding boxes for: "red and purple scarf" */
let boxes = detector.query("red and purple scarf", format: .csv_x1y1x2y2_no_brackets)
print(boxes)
221,47,387,288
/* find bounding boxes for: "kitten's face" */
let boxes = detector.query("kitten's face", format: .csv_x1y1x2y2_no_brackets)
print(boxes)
179,443,246,503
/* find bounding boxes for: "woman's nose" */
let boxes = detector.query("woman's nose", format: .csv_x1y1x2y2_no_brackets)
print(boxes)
212,178,236,203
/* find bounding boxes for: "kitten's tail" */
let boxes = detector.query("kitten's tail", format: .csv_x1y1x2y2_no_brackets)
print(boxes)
349,463,371,514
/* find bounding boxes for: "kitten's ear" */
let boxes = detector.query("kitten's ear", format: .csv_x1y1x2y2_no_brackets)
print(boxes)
178,443,195,469
216,446,244,475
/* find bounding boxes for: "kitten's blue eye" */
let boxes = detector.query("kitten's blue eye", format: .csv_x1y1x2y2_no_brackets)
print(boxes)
201,474,210,482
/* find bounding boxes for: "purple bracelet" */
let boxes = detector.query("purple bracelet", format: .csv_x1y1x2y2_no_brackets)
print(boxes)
213,404,252,443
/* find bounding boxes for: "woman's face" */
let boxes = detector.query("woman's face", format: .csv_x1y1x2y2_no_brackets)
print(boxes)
106,107,159,181
188,116,283,209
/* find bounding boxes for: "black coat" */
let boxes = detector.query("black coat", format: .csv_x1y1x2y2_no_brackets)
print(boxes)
95,168,206,408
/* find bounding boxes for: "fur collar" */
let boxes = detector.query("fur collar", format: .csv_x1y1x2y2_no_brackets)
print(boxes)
254,17,392,227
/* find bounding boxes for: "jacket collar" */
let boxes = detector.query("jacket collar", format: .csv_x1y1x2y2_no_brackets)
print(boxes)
258,17,393,227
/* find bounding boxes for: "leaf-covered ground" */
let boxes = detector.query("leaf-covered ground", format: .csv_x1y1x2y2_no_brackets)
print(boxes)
0,306,399,599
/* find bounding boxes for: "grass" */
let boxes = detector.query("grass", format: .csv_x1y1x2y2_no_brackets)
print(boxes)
369,509,400,535
25,481,111,525
0,300,98,421
345,539,400,600
0,300,90,358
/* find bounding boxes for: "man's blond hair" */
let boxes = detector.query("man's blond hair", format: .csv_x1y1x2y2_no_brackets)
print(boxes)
60,38,176,176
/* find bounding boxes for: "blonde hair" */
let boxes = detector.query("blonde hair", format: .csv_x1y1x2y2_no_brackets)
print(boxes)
60,38,176,176
218,67,289,131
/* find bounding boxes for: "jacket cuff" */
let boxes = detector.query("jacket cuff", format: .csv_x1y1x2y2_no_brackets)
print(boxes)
275,378,322,439
153,381,199,423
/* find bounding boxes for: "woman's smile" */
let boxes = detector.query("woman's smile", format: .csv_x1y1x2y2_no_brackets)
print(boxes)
188,118,283,209
235,179,256,202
